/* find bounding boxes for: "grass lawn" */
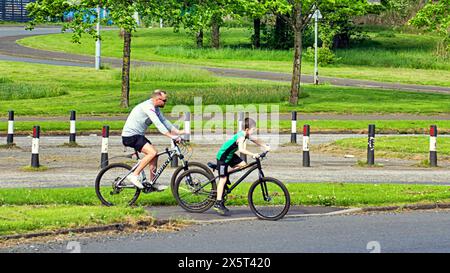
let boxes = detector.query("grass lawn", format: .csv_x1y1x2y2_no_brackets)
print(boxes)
0,205,146,236
318,136,450,162
17,27,450,87
1,61,449,118
2,183,450,236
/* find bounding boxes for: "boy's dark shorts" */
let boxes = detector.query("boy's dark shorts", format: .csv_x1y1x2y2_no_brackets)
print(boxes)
122,135,152,152
217,154,243,177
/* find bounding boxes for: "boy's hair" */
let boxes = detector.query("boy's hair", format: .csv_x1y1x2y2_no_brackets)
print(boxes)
244,117,256,129
151,89,167,98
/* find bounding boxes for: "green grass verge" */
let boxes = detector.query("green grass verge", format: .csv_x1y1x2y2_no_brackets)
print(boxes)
0,205,146,236
2,183,450,208
1,61,449,117
319,136,450,161
17,27,450,86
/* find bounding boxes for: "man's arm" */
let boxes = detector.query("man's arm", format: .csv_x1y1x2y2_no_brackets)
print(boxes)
141,104,179,139
237,137,258,158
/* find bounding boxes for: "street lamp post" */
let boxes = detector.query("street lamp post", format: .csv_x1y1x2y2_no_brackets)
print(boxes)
95,5,101,70
313,7,322,85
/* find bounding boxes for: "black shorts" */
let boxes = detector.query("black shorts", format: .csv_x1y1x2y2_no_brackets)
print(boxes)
122,135,152,152
217,154,243,177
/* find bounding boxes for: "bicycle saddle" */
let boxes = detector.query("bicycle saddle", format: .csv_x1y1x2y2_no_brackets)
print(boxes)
207,162,217,170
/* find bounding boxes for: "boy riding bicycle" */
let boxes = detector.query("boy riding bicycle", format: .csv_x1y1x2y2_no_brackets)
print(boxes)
214,117,270,216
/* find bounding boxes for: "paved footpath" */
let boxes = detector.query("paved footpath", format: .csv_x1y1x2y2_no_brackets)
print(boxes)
0,134,448,188
1,26,449,94
4,210,450,253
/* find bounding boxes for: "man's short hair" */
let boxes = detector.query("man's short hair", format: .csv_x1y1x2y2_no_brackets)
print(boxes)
151,89,167,98
244,117,256,129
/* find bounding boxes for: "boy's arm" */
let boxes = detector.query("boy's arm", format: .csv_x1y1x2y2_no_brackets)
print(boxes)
237,137,258,158
249,136,271,151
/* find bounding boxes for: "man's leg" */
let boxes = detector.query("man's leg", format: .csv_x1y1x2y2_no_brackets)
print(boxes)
133,143,157,177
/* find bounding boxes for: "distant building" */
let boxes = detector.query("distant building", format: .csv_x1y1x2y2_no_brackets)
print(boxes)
0,0,35,22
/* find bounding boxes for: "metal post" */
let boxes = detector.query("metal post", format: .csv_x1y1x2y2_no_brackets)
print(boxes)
291,111,297,144
303,125,310,167
7,110,14,145
314,11,319,85
367,124,375,166
238,112,247,162
31,126,40,168
95,5,101,70
184,112,191,142
430,125,438,167
101,125,109,168
69,110,76,143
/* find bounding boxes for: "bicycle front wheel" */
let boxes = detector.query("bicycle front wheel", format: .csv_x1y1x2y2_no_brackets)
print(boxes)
95,163,141,206
248,177,290,221
174,169,216,213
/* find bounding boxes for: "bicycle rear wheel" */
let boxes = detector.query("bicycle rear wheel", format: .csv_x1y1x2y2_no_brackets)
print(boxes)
170,161,214,196
95,163,141,206
174,169,216,213
248,177,290,221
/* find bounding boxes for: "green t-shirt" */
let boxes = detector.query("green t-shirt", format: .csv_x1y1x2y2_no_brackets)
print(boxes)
216,131,247,163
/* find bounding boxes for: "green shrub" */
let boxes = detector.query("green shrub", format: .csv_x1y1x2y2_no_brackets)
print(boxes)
304,46,340,65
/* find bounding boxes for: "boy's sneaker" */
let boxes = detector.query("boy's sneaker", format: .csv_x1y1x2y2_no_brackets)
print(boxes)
213,200,230,216
151,183,168,192
126,174,144,189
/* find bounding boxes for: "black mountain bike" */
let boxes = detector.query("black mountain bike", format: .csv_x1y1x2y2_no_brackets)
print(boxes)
95,139,212,206
173,151,290,221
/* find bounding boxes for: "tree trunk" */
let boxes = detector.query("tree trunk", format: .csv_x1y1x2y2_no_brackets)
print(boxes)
253,18,261,49
120,30,132,108
196,29,204,48
211,17,220,49
289,3,303,105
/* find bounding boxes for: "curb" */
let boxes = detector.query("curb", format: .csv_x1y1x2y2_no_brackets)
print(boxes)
0,219,170,241
361,202,450,212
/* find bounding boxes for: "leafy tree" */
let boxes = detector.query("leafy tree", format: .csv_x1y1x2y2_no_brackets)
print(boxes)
26,0,173,108
409,0,449,57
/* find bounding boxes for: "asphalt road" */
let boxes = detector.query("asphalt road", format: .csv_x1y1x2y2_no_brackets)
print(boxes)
4,210,450,253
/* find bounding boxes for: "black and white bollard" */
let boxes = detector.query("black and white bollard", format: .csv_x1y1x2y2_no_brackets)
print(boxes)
7,110,14,145
100,125,109,168
430,125,438,167
31,126,40,168
291,111,297,144
184,112,191,142
69,110,76,143
238,112,247,162
367,124,375,166
302,124,310,167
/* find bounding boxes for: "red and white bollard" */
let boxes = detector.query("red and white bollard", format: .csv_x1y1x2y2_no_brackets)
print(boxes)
7,110,14,145
184,112,191,142
31,126,40,168
303,124,310,167
100,125,109,168
69,110,76,143
430,125,438,167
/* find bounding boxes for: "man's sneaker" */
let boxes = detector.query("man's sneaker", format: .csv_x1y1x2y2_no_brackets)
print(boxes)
151,183,168,192
126,174,144,189
213,200,230,216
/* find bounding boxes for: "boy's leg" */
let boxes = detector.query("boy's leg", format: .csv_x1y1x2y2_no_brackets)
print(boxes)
216,176,228,201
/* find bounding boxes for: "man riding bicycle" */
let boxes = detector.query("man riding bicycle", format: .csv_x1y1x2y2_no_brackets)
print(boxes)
122,89,184,191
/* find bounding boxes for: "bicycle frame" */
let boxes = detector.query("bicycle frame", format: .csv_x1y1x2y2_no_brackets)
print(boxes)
190,157,266,195
115,141,187,189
